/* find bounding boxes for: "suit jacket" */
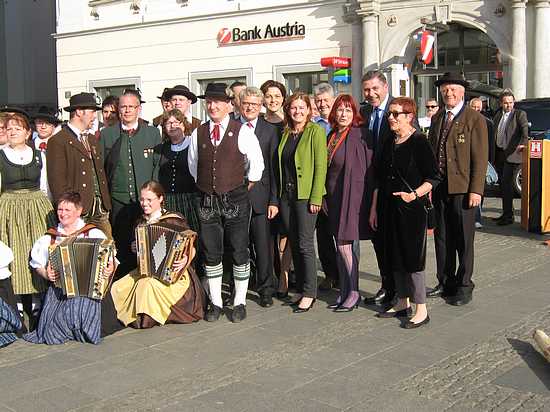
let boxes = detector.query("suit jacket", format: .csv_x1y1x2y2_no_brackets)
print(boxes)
248,117,279,214
47,126,112,213
428,106,488,195
360,97,394,155
278,122,327,206
100,119,162,202
492,108,529,164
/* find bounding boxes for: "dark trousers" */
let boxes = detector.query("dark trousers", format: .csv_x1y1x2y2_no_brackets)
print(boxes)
433,181,476,296
196,187,250,266
394,271,426,304
111,199,142,279
250,210,275,297
372,235,395,296
279,194,318,298
495,148,516,219
315,211,338,283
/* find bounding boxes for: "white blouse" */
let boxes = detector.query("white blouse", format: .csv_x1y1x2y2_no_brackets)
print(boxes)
30,218,107,269
0,241,14,280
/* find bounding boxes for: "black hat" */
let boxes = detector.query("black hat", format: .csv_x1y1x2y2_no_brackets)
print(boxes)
63,93,102,112
157,87,170,101
32,106,62,125
197,83,231,101
434,72,469,88
0,106,30,119
165,85,197,103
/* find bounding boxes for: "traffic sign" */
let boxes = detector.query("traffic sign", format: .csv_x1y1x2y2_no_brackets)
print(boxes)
320,57,351,68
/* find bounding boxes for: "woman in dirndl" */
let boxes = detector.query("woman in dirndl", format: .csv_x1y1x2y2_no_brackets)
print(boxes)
111,180,205,329
0,110,55,324
0,241,22,348
24,191,122,344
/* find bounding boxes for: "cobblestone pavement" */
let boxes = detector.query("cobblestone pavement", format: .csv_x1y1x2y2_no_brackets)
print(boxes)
2,198,550,411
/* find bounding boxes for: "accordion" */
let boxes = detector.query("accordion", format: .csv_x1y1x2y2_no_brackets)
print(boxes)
49,237,116,300
135,222,197,285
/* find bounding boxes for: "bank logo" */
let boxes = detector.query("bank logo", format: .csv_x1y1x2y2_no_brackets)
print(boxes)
217,28,232,45
217,22,305,47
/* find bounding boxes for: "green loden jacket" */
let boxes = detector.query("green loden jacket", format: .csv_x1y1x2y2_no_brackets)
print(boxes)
278,121,327,206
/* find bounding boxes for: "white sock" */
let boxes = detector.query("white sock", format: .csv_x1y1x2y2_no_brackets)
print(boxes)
205,263,223,308
233,263,250,306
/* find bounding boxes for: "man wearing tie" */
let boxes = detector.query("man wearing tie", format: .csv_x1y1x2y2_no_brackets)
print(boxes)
238,87,279,308
188,83,264,323
359,70,395,307
47,93,112,237
427,72,488,306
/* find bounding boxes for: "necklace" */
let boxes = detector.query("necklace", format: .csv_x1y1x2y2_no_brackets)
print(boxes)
395,128,415,144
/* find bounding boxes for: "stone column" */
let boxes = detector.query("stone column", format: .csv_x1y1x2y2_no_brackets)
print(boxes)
534,0,550,97
351,19,363,102
361,13,380,71
510,0,527,99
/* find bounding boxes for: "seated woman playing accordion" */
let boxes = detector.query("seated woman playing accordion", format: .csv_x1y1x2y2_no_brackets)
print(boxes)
111,181,205,329
25,192,123,345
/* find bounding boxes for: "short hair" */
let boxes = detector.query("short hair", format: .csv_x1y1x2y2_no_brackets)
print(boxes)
57,191,83,210
361,70,387,84
230,81,247,91
6,113,31,131
0,113,7,126
500,89,515,102
121,89,142,104
102,95,119,110
161,108,185,126
469,97,483,107
240,86,263,101
140,180,165,200
313,83,334,97
260,80,287,100
283,92,313,129
327,94,363,129
389,96,417,118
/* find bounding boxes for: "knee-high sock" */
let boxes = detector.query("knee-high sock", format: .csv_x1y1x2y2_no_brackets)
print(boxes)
205,263,223,308
233,263,250,306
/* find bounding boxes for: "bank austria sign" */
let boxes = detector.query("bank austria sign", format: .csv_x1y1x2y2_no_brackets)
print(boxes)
217,22,306,46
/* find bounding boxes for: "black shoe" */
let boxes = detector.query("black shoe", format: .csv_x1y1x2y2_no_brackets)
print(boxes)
492,215,506,222
403,315,430,329
426,284,444,298
447,294,472,306
333,303,360,313
205,304,223,322
364,288,387,305
259,294,273,308
276,291,289,300
292,298,316,313
232,304,247,323
375,307,412,318
496,217,514,226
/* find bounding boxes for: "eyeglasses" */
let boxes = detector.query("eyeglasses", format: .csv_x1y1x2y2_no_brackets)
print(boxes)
120,105,139,111
425,105,438,109
386,111,410,118
165,121,182,127
241,102,261,108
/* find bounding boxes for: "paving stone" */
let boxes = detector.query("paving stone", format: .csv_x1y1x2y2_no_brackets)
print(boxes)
5,385,99,412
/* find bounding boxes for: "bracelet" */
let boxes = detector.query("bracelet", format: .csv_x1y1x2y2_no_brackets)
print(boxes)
413,190,419,199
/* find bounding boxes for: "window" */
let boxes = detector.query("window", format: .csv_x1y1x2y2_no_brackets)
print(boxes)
89,77,141,103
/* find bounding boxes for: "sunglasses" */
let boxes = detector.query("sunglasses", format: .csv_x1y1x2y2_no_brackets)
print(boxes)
425,105,439,109
386,111,410,118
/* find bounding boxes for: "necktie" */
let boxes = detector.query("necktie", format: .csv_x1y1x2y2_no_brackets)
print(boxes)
372,108,380,148
126,128,136,136
246,121,253,129
80,132,91,154
38,142,47,151
211,124,220,144
443,111,454,136
497,113,508,148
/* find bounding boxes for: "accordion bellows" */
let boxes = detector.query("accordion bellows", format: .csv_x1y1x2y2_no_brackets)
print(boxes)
49,238,116,300
136,220,197,285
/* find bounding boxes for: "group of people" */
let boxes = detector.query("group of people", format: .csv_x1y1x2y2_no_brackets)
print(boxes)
0,67,523,347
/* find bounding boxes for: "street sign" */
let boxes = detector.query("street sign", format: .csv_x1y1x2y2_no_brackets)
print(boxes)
320,57,351,68
333,68,351,84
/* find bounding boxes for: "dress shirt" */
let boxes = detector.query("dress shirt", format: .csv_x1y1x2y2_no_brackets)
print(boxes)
444,99,464,119
368,94,390,134
34,138,52,200
67,122,89,142
240,116,258,131
0,241,14,280
121,121,139,132
188,114,264,183
313,116,331,136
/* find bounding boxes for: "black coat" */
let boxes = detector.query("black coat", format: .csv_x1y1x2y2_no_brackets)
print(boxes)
375,131,441,272
248,117,279,214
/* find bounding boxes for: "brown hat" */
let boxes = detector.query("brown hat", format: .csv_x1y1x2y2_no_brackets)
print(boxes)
63,93,102,112
434,72,469,89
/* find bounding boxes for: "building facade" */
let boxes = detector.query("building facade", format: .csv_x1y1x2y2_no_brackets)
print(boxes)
53,0,545,121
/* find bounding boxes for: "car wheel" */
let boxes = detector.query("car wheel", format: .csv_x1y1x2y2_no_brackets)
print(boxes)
513,165,522,196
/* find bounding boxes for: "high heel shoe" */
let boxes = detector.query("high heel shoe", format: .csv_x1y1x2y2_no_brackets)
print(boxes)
333,301,360,313
293,298,316,313
375,307,412,318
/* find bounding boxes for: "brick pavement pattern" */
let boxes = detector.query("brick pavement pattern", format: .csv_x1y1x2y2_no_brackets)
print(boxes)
1,198,550,411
